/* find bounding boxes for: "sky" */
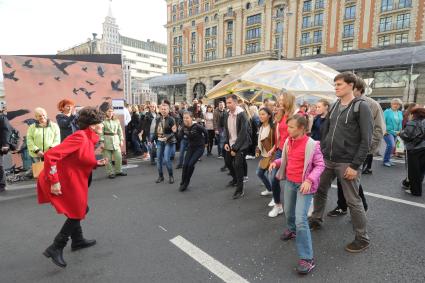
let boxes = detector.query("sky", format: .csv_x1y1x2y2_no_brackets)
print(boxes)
0,0,168,80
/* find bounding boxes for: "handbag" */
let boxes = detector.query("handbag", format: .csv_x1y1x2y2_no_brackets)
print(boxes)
258,127,275,170
32,127,45,178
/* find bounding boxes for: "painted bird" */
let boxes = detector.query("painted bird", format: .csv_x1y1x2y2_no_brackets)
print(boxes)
22,59,34,68
111,79,123,91
51,59,76,75
97,66,105,77
4,70,19,81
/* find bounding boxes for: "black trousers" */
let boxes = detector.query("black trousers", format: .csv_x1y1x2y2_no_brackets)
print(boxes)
207,130,215,154
181,146,204,186
224,150,245,192
58,206,90,237
0,165,5,189
407,148,425,196
337,179,368,211
362,153,373,170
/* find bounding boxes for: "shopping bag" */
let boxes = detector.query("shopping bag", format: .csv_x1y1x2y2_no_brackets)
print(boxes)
32,161,44,178
395,136,405,154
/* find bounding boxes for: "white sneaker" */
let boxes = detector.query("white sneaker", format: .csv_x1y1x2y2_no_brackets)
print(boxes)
245,155,255,160
261,190,273,196
268,205,283,217
243,176,249,183
268,198,275,207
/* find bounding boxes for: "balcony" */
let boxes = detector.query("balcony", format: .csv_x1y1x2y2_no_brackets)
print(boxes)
205,44,217,50
342,31,355,38
300,37,322,45
303,7,312,13
315,3,325,10
381,2,412,13
344,14,356,21
302,21,323,29
345,0,356,3
378,22,410,33
190,48,196,53
226,39,233,45
224,11,236,21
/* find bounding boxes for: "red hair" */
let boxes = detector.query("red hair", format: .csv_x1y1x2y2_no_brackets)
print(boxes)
57,99,75,112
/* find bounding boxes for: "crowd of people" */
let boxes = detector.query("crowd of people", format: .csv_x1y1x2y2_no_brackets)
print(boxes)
0,71,424,275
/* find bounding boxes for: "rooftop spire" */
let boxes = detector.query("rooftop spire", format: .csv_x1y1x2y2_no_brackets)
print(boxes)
107,0,113,18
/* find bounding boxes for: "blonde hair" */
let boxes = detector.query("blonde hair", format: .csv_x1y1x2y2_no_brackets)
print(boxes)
249,105,259,117
275,92,296,122
34,107,47,117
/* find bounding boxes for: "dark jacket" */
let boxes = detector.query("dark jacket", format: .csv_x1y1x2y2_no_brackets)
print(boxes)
154,115,177,144
213,108,226,130
400,119,425,151
224,107,251,152
130,113,142,134
321,97,372,170
311,115,326,141
0,114,11,155
141,111,156,139
179,122,208,148
56,113,77,142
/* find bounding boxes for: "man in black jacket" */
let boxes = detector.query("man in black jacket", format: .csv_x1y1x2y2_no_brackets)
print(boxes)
223,95,251,199
0,102,11,193
309,72,373,253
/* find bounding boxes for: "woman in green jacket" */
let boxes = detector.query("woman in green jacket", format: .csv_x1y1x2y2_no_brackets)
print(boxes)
27,107,61,162
100,105,127,179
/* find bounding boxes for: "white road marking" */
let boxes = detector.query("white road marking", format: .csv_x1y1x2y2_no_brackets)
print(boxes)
170,235,249,283
122,164,139,169
373,157,405,164
331,185,425,209
0,192,36,202
112,194,119,199
158,225,168,232
6,184,36,191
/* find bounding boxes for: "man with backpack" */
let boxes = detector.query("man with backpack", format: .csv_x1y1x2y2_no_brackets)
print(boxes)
309,72,373,253
0,101,12,193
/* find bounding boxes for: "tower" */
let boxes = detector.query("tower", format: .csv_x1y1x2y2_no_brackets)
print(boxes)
101,0,122,54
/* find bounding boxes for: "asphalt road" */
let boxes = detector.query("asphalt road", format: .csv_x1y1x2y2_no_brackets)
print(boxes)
0,154,424,283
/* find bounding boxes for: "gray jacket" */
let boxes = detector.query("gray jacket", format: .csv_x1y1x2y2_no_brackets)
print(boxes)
321,97,373,170
360,94,386,154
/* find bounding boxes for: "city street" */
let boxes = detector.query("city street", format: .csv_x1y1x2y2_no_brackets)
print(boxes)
1,154,424,282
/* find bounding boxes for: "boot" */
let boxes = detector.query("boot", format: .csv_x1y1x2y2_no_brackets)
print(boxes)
43,233,69,268
71,225,96,252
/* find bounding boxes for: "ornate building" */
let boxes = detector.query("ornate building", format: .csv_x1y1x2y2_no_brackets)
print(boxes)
165,0,425,102
59,2,168,104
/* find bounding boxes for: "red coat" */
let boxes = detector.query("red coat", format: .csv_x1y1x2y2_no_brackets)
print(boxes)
37,128,99,219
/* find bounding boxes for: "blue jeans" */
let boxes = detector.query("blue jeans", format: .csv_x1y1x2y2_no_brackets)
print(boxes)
181,146,205,186
283,180,314,260
256,166,272,191
156,141,176,177
148,133,156,163
178,138,188,166
216,129,225,156
384,134,396,163
131,131,142,154
271,149,283,204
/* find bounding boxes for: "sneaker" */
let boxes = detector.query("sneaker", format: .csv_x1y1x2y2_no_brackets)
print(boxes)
268,205,283,217
243,176,249,183
232,190,244,199
268,198,275,207
297,259,315,275
362,168,372,175
280,229,296,241
308,219,322,231
108,174,116,179
390,161,396,166
245,155,255,160
383,162,392,167
401,179,410,190
404,189,412,194
226,180,237,187
345,239,370,253
217,155,224,159
327,206,348,217
260,190,273,196
116,172,127,177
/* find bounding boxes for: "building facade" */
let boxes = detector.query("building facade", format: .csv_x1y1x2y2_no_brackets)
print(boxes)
165,0,425,101
59,3,168,104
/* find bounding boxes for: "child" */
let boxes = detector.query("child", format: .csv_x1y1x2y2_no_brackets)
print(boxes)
100,104,127,179
269,114,325,275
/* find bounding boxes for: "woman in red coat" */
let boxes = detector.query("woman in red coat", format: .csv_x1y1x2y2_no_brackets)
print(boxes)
37,107,107,268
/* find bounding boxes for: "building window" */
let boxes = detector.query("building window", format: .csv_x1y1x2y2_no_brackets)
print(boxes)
191,42,196,52
303,1,312,12
227,21,233,30
205,28,210,36
396,13,410,29
381,0,393,12
343,23,354,37
395,33,409,44
214,13,218,20
312,45,321,55
313,30,322,43
180,11,184,20
226,47,233,57
374,70,407,88
258,0,265,5
192,20,195,27
173,27,176,33
173,37,178,45
173,15,176,22
314,13,323,26
191,32,196,40
274,36,281,49
300,47,310,57
189,8,193,16
342,40,354,51
247,13,262,26
378,35,391,46
211,26,217,36
302,16,311,28
344,6,356,20
301,32,310,45
399,0,412,8
379,16,392,31
315,0,325,9
205,2,210,12
276,6,284,17
276,22,283,33
246,27,261,40
172,5,177,13
246,2,252,10
190,54,196,63
226,33,233,44
246,42,260,54
194,6,199,14
227,7,233,15
205,16,209,23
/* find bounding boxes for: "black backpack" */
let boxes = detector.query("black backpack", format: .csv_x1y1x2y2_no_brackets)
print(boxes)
8,127,20,151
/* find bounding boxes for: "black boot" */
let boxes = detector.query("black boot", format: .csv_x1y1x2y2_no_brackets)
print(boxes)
43,233,69,268
71,225,96,252
156,176,164,183
179,183,188,192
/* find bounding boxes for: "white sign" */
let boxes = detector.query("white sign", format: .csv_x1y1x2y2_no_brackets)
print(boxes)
112,99,125,115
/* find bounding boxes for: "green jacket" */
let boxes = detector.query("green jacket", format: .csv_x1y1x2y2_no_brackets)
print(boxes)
101,118,124,151
26,120,61,158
